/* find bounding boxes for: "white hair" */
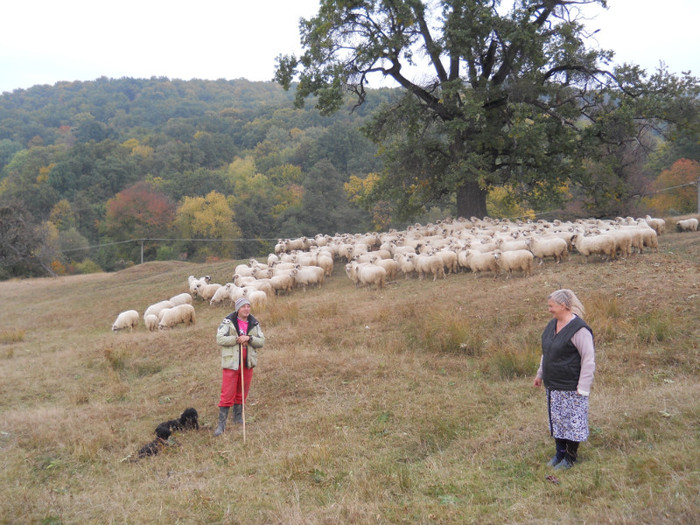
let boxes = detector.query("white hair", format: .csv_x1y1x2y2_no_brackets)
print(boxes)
548,289,585,318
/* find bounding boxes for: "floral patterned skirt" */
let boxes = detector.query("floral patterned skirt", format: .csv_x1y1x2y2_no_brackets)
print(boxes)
546,388,589,442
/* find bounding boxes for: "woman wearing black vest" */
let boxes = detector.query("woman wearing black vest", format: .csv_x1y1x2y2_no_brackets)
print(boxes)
533,289,595,470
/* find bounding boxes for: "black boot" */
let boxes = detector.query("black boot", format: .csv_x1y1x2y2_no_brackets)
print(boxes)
554,440,579,470
232,404,243,424
547,438,567,467
213,406,229,436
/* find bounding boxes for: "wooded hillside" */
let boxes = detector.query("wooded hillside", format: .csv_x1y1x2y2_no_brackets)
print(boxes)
0,77,395,277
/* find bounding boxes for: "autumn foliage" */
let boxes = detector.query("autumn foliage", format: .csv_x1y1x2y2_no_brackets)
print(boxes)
104,181,175,240
646,159,700,214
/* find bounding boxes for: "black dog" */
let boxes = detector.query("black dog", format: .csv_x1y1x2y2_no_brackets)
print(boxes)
158,407,199,433
137,423,172,458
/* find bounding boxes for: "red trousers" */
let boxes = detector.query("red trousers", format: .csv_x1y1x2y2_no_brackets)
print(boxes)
218,347,253,406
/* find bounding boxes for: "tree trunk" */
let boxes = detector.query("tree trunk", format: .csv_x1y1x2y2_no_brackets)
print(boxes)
456,180,488,219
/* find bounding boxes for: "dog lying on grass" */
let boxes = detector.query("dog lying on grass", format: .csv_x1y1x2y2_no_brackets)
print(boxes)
157,407,199,432
137,423,172,458
122,407,199,462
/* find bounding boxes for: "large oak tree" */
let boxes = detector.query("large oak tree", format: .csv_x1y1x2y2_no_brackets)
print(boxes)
276,0,698,219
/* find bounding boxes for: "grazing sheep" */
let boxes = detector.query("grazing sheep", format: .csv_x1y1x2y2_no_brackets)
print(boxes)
639,224,659,252
496,249,534,279
645,215,666,235
603,229,634,258
112,310,139,332
210,283,239,306
144,314,159,332
144,300,175,321
463,249,500,278
316,253,335,276
169,292,193,306
158,304,196,330
676,218,698,232
290,266,325,291
187,275,210,295
193,282,222,302
415,253,446,281
525,237,569,264
435,248,459,275
269,273,295,295
370,256,399,280
345,262,386,289
571,233,616,262
393,253,416,279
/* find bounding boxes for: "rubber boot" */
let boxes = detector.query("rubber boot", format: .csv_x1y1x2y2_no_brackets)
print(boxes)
232,404,243,424
213,406,230,436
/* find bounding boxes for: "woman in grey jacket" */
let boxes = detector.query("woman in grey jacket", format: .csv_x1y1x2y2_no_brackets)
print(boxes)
213,297,265,436
533,289,595,470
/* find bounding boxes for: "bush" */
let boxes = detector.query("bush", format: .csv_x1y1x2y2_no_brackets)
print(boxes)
74,259,102,274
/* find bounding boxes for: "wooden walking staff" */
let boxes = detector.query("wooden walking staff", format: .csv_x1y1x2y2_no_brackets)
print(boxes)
239,339,246,444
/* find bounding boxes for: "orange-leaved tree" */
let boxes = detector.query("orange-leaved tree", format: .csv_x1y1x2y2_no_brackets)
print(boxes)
104,181,176,240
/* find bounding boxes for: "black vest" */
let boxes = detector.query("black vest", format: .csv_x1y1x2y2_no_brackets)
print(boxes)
541,316,592,391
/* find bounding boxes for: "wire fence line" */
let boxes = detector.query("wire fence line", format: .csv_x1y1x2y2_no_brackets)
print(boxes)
59,179,700,256
59,237,281,254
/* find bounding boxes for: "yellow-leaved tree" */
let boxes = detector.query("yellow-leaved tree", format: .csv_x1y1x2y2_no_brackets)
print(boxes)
175,191,241,260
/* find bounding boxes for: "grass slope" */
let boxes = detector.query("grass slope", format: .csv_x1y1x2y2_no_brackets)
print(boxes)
0,232,698,524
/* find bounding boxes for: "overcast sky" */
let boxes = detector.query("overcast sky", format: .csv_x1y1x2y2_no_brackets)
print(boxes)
0,0,697,95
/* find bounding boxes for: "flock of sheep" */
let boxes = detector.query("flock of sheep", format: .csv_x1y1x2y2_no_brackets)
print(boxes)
111,292,196,332
112,213,697,332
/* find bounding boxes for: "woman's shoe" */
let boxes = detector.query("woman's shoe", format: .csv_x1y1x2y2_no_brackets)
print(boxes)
553,457,573,470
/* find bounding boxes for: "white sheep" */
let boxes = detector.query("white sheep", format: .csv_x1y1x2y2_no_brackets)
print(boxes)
345,262,386,289
144,314,159,332
112,310,139,332
435,248,459,275
193,282,222,302
676,218,698,232
242,288,268,309
169,292,193,306
571,233,616,262
158,304,196,330
290,266,325,291
393,253,416,279
144,300,175,321
645,215,666,235
244,279,274,297
316,253,335,276
187,275,210,295
269,273,295,295
463,249,500,278
525,237,569,264
414,253,445,281
210,283,238,306
496,249,534,279
370,256,399,280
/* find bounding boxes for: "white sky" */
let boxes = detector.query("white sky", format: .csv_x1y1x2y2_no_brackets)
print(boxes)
0,0,698,95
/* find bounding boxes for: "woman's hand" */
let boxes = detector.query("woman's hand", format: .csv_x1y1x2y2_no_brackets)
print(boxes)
533,377,542,388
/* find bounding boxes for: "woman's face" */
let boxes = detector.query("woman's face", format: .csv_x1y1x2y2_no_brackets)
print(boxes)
238,303,251,319
547,298,569,320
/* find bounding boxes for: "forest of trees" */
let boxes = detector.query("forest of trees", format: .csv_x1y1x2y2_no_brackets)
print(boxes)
0,77,399,278
0,65,697,280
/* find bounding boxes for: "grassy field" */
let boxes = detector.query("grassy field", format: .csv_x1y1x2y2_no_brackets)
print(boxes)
0,230,698,524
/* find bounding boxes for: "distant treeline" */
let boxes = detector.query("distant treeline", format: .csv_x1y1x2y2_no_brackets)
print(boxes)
0,77,403,278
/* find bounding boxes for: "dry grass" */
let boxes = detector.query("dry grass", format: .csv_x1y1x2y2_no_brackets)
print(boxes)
0,233,698,524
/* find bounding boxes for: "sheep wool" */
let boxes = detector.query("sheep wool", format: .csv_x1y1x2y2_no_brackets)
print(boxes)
112,310,139,332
